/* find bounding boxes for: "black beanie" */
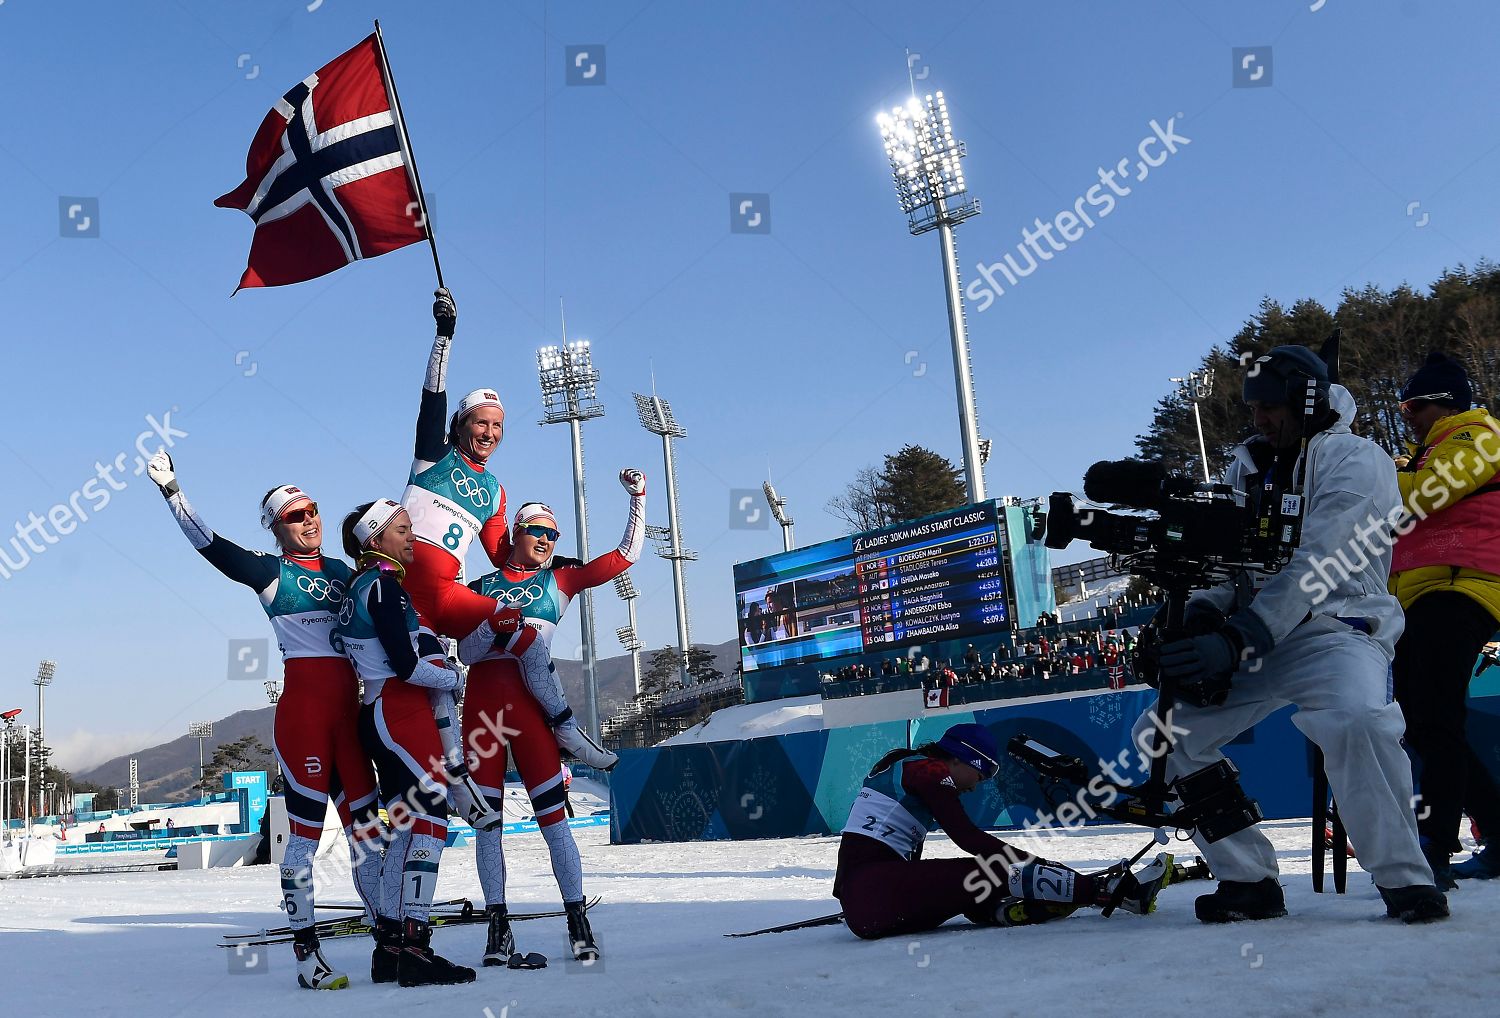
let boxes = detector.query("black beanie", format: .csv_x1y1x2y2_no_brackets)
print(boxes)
1399,351,1473,409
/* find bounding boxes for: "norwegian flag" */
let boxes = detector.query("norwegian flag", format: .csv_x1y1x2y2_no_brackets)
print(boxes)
216,34,426,290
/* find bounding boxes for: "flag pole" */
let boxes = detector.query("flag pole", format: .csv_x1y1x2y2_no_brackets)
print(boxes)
373,19,445,289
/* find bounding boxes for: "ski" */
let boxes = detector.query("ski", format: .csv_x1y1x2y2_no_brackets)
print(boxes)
724,912,845,938
218,897,600,949
222,897,474,942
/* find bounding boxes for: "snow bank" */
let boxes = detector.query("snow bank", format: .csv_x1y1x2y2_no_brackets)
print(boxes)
659,695,825,746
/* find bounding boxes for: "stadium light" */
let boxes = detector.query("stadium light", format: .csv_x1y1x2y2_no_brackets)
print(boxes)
188,722,213,797
762,480,795,552
264,680,282,705
633,391,694,687
33,661,55,820
877,89,986,503
1171,368,1215,483
612,572,645,695
537,318,607,741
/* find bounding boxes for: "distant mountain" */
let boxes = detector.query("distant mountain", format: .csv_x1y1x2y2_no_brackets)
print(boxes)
76,639,741,799
75,705,277,803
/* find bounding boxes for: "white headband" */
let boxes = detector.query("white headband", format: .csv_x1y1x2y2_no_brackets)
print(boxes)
456,388,504,422
260,485,312,529
353,499,405,547
515,502,557,527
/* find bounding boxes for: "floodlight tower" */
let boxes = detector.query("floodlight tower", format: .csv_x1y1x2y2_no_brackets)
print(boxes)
187,721,213,796
633,392,695,688
763,480,795,552
538,329,607,740
264,680,282,705
1171,368,1215,483
613,573,645,696
33,660,54,818
34,660,54,748
878,90,986,503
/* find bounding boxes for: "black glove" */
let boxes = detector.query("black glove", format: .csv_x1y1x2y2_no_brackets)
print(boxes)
552,555,585,569
1181,601,1228,637
433,287,457,339
1158,631,1240,707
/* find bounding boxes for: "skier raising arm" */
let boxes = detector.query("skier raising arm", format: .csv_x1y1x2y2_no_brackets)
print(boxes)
833,724,1172,940
398,287,514,636
145,452,381,992
456,469,646,966
458,471,644,771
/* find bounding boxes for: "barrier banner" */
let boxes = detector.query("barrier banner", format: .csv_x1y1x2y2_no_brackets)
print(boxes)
611,689,1496,845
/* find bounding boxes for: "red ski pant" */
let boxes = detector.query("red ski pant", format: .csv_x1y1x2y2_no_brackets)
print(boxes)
404,541,498,639
837,855,1000,940
463,660,570,827
274,658,380,843
358,678,450,840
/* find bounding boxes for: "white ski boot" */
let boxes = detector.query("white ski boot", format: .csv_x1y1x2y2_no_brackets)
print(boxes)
294,933,350,990
552,712,619,771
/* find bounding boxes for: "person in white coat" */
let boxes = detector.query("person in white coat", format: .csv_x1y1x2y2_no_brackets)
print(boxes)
1132,344,1447,924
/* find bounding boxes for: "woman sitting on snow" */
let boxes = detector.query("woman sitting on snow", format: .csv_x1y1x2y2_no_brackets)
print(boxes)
834,723,1172,939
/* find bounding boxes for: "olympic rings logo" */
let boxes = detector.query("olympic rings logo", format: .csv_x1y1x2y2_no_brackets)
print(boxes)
296,575,346,602
494,583,545,607
451,468,491,508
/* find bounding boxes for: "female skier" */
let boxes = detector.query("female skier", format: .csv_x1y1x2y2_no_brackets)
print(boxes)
146,452,380,991
834,723,1171,939
457,469,645,965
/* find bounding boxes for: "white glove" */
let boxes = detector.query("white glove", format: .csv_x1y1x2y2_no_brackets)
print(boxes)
147,451,179,498
620,468,646,496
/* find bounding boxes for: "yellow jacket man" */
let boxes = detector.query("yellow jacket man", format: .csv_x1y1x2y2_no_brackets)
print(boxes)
1389,350,1500,885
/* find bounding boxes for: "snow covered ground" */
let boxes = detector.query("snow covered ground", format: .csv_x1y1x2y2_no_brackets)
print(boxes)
3,820,1494,1017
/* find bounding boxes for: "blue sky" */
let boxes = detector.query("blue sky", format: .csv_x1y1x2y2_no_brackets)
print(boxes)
1,0,1496,769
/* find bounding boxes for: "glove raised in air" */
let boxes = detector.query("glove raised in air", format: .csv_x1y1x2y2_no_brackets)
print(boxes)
433,287,457,339
619,468,646,496
147,450,179,498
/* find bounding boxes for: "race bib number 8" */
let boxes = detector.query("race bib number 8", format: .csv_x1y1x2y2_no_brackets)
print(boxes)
443,523,464,550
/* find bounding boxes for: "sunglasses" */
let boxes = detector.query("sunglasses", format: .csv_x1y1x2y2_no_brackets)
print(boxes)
279,503,319,525
521,524,561,542
1399,393,1453,413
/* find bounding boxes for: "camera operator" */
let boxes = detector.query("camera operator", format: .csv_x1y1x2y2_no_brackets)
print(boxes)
1387,351,1500,884
1132,345,1446,924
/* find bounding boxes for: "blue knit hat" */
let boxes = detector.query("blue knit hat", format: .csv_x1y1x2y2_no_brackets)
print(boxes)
1242,345,1330,412
1399,351,1472,410
936,723,1000,779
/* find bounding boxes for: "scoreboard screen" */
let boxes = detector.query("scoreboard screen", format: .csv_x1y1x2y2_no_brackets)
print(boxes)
734,503,1009,673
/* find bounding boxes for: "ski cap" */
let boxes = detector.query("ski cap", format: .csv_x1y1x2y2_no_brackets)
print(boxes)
1242,345,1330,411
351,499,406,548
936,723,1001,780
515,502,558,527
260,485,312,529
1399,350,1472,409
455,388,504,423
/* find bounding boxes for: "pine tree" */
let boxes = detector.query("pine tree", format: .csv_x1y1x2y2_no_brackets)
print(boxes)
639,646,681,698
878,445,967,523
686,647,724,685
207,734,274,787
